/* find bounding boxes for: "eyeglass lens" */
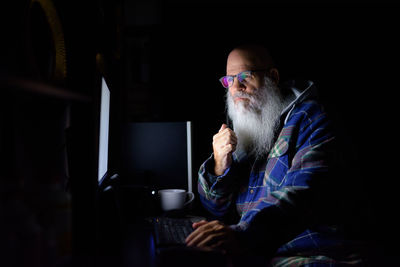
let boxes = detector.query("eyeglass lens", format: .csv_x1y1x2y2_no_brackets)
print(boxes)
220,71,251,88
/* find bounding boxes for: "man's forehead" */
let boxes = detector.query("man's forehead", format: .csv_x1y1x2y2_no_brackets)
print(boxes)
226,64,256,75
226,49,264,75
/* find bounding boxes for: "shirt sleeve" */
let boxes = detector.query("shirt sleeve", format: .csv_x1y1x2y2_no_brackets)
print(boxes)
197,154,241,218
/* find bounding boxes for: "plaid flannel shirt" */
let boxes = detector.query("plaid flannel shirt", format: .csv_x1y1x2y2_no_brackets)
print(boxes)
198,81,361,265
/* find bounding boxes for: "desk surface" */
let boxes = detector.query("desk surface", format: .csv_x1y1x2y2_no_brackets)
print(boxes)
117,219,271,267
122,223,156,267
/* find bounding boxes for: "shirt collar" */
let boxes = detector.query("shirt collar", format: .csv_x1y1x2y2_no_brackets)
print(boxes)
280,80,318,124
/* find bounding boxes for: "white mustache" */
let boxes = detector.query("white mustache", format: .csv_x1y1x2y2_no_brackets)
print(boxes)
231,91,254,100
232,92,252,98
230,92,260,109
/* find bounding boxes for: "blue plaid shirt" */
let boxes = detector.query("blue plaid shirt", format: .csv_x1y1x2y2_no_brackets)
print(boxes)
198,81,359,263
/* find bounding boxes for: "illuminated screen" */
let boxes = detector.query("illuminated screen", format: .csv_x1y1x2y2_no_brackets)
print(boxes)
98,77,110,182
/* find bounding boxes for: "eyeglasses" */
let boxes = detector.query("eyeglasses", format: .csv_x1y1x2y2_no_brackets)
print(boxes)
219,69,267,89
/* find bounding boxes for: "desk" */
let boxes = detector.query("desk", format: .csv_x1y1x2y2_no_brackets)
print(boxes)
98,184,230,266
121,223,157,267
97,187,260,267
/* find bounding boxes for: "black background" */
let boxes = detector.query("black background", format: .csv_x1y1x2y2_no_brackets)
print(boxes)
1,0,400,266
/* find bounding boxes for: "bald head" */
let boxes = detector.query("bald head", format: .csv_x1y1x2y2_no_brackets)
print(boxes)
226,44,275,75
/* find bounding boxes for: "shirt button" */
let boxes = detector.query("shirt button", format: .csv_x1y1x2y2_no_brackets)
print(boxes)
250,189,254,194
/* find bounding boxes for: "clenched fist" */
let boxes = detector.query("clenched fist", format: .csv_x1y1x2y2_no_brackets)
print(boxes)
212,124,237,176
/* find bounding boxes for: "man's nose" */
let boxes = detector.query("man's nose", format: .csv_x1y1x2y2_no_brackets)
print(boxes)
229,77,245,95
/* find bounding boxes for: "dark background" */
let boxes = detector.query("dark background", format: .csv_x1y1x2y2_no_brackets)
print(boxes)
1,0,399,266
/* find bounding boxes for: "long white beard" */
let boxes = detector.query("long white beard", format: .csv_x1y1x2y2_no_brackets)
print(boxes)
227,76,287,157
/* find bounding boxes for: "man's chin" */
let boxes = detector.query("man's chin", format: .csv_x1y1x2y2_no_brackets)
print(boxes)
227,98,256,121
234,103,260,117
234,101,250,111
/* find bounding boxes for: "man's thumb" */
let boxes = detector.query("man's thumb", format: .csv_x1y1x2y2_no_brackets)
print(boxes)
219,124,228,132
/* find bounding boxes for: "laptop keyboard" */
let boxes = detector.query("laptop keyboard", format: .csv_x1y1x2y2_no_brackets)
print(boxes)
153,217,194,246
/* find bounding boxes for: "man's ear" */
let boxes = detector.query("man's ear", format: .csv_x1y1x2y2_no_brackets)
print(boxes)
269,68,280,85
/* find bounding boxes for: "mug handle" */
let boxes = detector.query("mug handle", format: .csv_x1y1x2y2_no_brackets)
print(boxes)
184,192,195,206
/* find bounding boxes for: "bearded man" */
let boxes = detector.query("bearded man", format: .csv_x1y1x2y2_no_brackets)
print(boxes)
185,45,363,266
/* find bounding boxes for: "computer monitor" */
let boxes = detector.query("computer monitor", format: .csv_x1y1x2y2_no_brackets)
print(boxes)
98,77,110,185
121,121,193,193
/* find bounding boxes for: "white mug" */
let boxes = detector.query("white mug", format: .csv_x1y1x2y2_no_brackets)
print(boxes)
158,189,195,211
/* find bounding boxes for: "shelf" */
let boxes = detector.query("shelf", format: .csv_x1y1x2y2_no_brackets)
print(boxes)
1,77,92,103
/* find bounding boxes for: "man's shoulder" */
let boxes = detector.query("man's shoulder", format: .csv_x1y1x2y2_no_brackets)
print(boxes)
281,80,327,125
285,99,327,127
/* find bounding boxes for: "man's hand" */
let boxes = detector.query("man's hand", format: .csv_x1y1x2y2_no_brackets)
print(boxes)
185,220,241,254
213,124,237,176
